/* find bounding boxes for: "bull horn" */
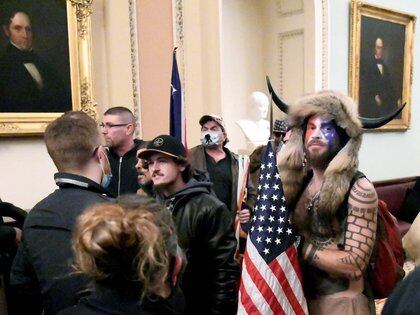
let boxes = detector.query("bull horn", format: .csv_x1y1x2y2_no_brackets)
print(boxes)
266,76,289,114
360,103,406,129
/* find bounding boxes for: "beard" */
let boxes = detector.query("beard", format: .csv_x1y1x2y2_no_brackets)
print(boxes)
305,145,340,169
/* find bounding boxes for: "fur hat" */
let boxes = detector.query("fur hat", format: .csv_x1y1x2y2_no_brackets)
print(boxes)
277,90,363,238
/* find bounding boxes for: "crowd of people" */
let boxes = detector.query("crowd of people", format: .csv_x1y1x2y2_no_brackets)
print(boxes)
0,91,419,315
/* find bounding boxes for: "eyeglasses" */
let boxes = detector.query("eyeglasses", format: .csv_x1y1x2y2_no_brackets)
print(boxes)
99,122,130,129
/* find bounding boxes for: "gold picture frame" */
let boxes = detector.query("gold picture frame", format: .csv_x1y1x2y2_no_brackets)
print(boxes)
0,0,96,136
349,0,416,131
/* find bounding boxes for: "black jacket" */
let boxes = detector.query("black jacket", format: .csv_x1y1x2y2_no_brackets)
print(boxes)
57,284,182,315
10,173,113,315
164,178,240,315
382,267,420,315
107,139,147,196
0,201,26,254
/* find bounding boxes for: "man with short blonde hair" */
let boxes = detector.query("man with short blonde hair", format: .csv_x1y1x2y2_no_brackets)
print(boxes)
11,111,113,315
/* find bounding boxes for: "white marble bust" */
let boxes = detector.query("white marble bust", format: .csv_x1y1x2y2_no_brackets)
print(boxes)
236,91,270,148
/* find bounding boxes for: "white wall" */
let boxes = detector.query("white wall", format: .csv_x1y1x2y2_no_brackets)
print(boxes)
0,139,56,209
220,0,265,152
329,0,420,180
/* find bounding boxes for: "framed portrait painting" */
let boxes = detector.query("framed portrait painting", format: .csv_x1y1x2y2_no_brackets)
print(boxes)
349,0,416,131
0,0,96,136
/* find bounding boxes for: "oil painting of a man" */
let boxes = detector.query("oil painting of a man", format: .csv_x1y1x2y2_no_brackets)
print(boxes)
0,4,71,113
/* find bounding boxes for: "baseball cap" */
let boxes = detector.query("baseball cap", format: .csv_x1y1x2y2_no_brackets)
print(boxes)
137,135,186,159
273,119,289,133
199,114,226,130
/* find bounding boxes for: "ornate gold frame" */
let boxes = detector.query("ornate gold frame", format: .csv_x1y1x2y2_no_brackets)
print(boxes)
0,0,96,136
349,0,416,131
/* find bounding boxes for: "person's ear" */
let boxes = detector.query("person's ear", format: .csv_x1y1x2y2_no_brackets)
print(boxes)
222,131,227,141
98,146,111,173
178,164,186,172
126,123,135,136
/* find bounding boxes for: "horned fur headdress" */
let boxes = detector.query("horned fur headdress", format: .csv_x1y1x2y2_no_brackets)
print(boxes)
266,77,405,238
278,91,362,237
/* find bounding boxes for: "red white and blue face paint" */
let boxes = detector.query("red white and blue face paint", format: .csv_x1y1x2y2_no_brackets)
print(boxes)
305,115,339,153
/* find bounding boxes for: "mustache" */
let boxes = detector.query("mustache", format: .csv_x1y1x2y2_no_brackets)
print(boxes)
307,140,326,147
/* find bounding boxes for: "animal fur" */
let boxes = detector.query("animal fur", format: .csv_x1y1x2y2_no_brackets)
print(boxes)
278,91,363,238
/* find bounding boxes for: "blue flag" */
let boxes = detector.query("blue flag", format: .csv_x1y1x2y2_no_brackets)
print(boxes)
169,48,185,145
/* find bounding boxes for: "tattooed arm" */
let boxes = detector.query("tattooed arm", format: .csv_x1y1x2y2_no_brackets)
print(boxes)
303,178,378,280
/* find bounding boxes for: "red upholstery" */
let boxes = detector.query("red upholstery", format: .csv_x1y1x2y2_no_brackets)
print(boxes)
373,177,416,237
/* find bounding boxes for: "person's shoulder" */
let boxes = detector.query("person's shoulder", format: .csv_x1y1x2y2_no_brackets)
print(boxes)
349,176,377,206
187,145,204,159
250,145,265,160
134,138,148,149
352,176,375,191
188,145,202,153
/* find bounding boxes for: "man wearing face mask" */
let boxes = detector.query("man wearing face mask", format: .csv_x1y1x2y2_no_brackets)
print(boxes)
10,111,113,315
188,115,256,223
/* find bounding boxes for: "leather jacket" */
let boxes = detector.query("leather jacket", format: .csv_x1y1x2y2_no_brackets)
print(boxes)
163,178,240,315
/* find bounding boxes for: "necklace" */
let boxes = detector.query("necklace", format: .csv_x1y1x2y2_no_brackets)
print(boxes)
306,180,321,213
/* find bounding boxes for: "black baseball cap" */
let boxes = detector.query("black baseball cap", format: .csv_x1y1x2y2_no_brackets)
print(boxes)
137,135,186,159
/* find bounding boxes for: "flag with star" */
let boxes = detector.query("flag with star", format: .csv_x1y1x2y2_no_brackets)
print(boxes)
238,141,308,315
169,47,187,146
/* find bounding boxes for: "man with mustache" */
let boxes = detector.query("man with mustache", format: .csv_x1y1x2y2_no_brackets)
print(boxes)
138,135,239,315
278,91,378,315
135,152,154,197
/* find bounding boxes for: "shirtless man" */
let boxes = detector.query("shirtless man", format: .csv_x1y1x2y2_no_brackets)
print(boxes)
277,91,378,314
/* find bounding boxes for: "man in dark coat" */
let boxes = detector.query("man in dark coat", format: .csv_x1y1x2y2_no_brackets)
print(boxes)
100,107,147,196
359,37,401,118
0,10,71,113
138,135,239,315
10,112,113,315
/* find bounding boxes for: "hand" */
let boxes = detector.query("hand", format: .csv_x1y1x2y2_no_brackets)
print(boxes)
13,227,22,245
238,209,251,224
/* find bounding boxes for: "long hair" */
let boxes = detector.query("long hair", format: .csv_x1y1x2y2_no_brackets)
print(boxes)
72,197,173,298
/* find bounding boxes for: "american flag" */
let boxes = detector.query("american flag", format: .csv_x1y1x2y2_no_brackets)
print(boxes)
238,142,308,315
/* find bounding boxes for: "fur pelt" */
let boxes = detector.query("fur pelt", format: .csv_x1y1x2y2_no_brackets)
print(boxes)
278,91,363,238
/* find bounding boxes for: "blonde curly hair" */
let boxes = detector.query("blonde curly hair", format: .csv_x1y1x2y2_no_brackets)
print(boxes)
72,197,172,298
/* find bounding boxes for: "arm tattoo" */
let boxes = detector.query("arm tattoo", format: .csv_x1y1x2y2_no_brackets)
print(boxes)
349,182,378,204
306,244,323,265
337,181,377,271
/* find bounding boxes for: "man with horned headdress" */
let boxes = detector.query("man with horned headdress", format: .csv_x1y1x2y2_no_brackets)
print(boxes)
278,91,378,314
265,79,404,314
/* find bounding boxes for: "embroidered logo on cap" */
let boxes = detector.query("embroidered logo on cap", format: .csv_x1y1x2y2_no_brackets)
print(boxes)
153,137,164,147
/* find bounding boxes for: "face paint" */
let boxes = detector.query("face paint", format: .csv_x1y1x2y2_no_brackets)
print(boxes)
320,121,339,150
305,115,339,153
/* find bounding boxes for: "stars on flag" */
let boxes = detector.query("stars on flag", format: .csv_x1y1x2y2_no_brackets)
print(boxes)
248,142,299,263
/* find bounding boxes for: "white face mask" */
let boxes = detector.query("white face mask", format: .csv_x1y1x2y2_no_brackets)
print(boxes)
200,131,222,148
101,172,113,189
